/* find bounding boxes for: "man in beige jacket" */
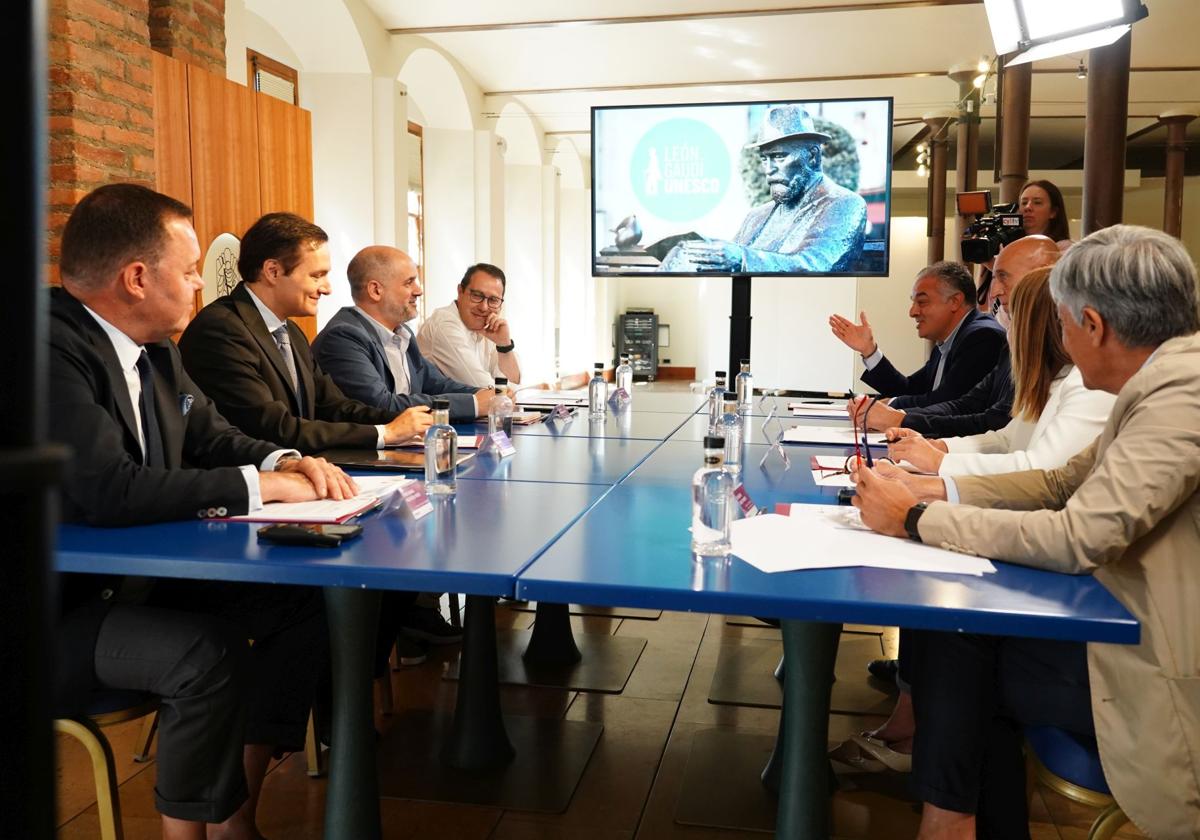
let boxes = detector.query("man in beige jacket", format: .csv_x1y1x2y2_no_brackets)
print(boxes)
853,225,1200,840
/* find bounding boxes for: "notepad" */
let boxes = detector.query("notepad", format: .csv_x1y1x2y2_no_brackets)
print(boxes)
226,476,413,524
782,425,887,446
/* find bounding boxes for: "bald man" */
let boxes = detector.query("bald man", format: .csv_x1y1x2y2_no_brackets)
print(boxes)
312,246,493,423
855,235,1062,436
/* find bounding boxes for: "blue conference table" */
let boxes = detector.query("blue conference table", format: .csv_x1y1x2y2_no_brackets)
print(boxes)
58,480,607,840
517,439,1139,837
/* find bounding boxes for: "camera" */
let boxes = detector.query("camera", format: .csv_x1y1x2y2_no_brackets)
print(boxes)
957,190,1024,263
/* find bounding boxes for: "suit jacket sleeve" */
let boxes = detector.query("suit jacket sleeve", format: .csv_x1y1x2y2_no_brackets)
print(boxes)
50,333,271,526
901,359,1014,437
891,323,1007,410
180,304,387,453
919,372,1200,574
410,350,478,421
861,355,935,402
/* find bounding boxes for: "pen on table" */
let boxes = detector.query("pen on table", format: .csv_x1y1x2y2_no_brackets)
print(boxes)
862,397,879,468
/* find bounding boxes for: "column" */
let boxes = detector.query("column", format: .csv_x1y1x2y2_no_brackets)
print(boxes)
1160,109,1197,238
923,112,954,264
1082,32,1132,235
997,61,1032,205
948,63,982,243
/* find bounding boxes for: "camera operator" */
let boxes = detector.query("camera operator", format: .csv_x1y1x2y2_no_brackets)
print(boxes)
973,180,1071,312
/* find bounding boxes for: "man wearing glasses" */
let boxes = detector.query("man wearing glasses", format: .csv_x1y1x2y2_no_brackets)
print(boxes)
417,263,522,388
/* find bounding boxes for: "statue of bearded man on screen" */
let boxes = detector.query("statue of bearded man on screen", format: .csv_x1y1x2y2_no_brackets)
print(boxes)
659,105,868,274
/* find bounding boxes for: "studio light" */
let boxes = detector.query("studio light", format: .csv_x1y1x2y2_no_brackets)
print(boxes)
982,0,1148,66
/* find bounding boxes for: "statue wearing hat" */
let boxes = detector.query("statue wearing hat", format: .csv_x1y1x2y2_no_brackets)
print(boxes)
660,105,867,273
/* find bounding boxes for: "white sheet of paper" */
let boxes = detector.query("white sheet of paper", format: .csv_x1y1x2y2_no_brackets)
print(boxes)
729,505,995,576
227,476,413,524
788,401,850,419
395,434,484,449
514,389,589,407
782,425,887,446
810,454,855,487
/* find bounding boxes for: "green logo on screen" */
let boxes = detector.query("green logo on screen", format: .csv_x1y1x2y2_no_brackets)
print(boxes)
631,119,730,222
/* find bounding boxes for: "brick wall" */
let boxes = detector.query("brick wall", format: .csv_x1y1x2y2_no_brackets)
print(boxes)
148,0,226,75
47,0,155,279
46,0,227,280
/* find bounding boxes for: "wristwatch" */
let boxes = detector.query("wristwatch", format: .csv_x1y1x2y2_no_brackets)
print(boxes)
904,502,929,543
496,339,515,354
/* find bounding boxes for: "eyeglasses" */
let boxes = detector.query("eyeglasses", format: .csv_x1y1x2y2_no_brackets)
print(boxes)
465,288,504,310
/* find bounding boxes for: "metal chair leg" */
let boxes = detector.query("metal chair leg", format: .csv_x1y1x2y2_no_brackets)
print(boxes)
305,711,326,778
132,710,158,763
448,592,462,628
1088,802,1129,840
56,717,124,840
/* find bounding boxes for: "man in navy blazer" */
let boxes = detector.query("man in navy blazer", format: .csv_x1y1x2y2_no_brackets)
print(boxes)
312,246,492,423
830,261,1006,409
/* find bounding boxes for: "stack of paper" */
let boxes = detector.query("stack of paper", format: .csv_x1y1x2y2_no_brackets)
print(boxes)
782,425,887,446
227,475,414,524
514,388,588,408
396,435,484,449
729,504,995,575
788,401,850,419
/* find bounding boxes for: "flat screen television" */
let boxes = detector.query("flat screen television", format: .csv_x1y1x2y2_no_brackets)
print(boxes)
591,97,893,277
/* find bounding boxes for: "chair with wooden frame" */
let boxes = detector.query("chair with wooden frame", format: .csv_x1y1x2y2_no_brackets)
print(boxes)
1026,725,1129,839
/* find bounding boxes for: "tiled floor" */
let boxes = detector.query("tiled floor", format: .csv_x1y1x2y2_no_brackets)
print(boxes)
56,603,1146,839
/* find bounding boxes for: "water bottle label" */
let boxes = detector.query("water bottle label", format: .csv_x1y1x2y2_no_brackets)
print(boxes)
608,388,631,409
732,484,759,517
485,430,517,458
398,480,433,519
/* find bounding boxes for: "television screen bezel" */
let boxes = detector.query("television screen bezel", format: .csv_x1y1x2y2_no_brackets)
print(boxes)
590,95,895,279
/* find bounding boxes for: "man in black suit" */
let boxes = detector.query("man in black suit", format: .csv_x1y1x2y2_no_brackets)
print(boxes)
180,215,455,665
312,245,492,423
178,214,433,452
51,183,354,838
852,237,1062,436
830,261,1006,409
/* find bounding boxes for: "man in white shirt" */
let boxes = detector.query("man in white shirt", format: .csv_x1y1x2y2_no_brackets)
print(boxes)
417,263,522,388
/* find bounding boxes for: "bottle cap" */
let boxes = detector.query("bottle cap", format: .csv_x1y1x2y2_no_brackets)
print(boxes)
715,370,727,378
703,435,725,449
433,397,450,410
594,362,604,369
740,358,750,365
494,376,508,387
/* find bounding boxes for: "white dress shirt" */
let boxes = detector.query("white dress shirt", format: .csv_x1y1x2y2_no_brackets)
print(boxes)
81,304,296,511
355,306,411,395
416,302,510,389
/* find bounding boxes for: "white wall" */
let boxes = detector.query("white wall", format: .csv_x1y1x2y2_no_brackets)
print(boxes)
503,164,554,385
422,128,477,307
302,73,376,326
558,189,593,375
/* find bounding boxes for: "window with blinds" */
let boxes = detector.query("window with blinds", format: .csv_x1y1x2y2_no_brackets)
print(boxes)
246,49,298,105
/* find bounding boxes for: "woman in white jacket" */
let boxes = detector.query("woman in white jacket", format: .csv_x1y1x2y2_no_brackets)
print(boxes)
886,266,1115,475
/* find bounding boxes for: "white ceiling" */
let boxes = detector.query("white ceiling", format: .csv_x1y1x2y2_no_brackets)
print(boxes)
364,0,1200,171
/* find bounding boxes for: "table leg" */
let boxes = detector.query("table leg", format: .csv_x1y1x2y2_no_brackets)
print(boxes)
522,601,583,666
443,594,516,769
775,620,842,839
323,586,382,840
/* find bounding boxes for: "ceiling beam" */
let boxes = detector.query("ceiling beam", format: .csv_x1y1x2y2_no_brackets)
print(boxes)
387,0,980,35
893,124,932,163
484,65,1198,98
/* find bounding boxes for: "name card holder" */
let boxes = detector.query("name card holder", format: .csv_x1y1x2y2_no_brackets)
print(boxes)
484,430,517,458
398,481,433,519
608,388,631,409
732,483,761,518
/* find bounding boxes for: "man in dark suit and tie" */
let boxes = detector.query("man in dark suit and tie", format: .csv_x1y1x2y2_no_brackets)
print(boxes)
178,214,433,452
830,261,1006,409
312,245,493,423
51,183,354,838
180,214,457,664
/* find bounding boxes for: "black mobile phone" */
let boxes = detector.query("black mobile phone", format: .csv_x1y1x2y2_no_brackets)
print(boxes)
837,487,857,505
257,523,363,547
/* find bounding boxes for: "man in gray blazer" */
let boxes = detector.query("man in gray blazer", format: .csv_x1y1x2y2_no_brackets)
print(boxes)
312,246,493,423
854,225,1200,840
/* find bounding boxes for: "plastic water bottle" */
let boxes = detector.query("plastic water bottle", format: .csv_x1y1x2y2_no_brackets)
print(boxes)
720,397,742,476
424,397,458,496
488,376,514,439
735,359,753,409
691,435,734,557
588,362,607,418
707,371,727,434
615,353,634,398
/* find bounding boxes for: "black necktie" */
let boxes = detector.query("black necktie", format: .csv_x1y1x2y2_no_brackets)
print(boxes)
136,350,164,467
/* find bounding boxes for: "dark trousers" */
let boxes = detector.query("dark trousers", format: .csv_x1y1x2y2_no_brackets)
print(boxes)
95,582,327,822
908,630,1093,840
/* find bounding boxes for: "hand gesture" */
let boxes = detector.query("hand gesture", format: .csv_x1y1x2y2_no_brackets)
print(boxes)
384,405,434,444
481,314,511,346
829,311,877,356
888,434,948,474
